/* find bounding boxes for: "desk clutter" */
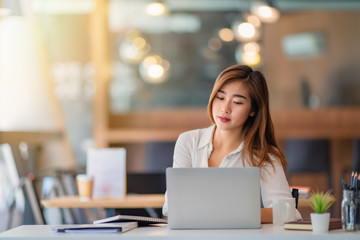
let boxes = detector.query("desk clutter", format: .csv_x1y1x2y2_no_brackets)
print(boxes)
48,210,273,234
50,215,166,234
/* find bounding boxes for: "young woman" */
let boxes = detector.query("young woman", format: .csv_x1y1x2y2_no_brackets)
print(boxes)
162,64,301,220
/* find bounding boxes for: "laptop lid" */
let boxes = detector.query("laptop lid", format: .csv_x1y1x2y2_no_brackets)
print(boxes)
166,167,261,229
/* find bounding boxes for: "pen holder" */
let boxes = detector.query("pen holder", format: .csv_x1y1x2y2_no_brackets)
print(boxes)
341,189,360,231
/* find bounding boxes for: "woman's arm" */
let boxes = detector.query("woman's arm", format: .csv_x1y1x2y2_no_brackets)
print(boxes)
162,132,193,216
172,132,193,168
260,159,302,220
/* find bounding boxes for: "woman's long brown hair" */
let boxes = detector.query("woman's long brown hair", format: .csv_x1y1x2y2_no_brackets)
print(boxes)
207,64,287,171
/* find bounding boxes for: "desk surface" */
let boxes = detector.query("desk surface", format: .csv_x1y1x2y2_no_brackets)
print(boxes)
1,224,359,240
41,194,165,209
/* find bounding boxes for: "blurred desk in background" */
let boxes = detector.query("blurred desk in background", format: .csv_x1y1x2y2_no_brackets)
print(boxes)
41,194,165,218
0,131,62,145
41,194,165,209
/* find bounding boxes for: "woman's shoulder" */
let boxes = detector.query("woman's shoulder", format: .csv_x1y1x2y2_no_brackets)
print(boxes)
177,125,214,147
178,125,214,139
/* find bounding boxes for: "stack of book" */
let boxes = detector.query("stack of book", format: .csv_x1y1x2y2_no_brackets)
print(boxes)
284,218,341,231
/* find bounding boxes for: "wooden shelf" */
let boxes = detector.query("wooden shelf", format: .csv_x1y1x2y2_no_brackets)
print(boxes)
103,107,360,144
108,128,187,144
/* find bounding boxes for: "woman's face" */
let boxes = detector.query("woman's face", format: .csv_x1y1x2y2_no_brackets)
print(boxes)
212,80,254,132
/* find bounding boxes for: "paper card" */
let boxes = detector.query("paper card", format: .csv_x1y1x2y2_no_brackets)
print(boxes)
86,148,126,198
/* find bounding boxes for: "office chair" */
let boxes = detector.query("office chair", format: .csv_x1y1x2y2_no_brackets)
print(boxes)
126,173,166,195
285,139,332,191
1,144,46,229
144,141,175,173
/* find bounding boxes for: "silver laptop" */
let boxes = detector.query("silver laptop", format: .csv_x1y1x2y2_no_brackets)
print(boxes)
166,167,261,229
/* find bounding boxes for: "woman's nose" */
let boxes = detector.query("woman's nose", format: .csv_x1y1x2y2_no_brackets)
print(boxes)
221,102,230,113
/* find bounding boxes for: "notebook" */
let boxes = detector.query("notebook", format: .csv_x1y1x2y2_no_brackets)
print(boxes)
166,167,261,229
51,222,138,233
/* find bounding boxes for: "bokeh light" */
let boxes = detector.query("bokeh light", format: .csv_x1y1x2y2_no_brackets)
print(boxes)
232,21,260,42
235,42,262,66
208,37,222,51
139,55,170,84
146,2,167,16
218,28,234,42
251,2,280,23
118,30,150,64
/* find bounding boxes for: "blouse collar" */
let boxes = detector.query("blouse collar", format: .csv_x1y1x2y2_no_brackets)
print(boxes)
198,125,244,154
198,125,215,149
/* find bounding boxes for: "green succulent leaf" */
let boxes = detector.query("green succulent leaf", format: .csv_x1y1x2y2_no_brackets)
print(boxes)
308,190,335,214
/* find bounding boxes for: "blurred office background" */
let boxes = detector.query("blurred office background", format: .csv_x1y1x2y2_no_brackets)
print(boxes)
1,0,360,230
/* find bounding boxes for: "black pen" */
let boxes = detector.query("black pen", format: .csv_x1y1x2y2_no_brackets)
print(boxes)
341,178,349,190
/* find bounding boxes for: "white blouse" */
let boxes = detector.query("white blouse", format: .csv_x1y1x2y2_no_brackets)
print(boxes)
162,125,302,221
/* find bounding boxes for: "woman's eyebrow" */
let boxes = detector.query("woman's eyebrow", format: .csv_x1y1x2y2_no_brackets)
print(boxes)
234,94,247,100
218,89,247,99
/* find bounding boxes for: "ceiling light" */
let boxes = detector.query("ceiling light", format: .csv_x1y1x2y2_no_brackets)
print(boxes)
238,23,255,38
232,21,260,42
146,2,167,16
251,1,280,23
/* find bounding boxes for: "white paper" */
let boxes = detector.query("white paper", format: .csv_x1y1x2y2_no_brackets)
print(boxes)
87,148,126,198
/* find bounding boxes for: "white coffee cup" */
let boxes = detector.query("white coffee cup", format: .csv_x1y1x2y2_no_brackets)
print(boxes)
272,198,296,226
76,174,94,201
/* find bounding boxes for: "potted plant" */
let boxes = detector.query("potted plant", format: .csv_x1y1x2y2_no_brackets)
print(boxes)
309,190,335,233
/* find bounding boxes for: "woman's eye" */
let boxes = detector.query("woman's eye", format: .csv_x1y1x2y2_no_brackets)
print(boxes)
216,96,224,100
233,101,242,105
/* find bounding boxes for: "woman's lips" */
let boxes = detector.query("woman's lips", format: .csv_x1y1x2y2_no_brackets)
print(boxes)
218,116,230,122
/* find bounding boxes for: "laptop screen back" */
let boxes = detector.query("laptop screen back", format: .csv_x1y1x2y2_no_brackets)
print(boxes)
166,167,261,229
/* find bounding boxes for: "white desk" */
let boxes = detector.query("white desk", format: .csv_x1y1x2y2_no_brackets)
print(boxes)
1,224,359,240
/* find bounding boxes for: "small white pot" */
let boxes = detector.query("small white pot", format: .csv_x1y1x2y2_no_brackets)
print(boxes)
311,212,330,233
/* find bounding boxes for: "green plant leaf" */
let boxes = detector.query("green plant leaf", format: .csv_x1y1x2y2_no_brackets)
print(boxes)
309,190,335,213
